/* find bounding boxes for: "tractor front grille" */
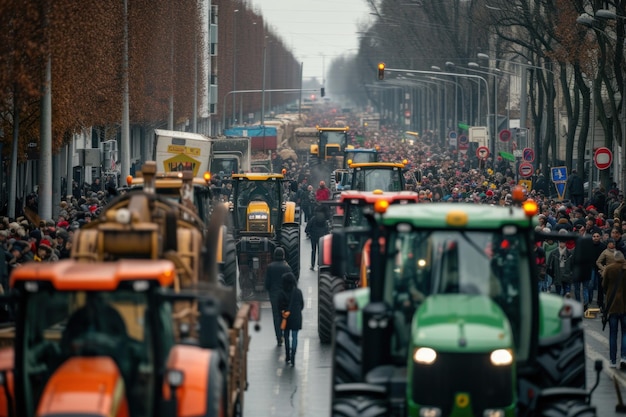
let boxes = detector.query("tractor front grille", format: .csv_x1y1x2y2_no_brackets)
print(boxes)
412,351,513,415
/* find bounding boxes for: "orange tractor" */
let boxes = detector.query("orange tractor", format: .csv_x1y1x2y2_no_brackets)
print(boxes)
316,190,418,343
0,162,255,417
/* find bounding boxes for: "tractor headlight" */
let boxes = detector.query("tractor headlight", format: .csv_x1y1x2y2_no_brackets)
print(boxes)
248,212,268,220
413,347,437,365
490,349,513,366
483,410,505,417
419,407,441,417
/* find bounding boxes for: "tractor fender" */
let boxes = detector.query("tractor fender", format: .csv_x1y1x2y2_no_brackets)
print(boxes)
538,293,583,346
165,344,224,417
283,201,297,223
319,234,333,267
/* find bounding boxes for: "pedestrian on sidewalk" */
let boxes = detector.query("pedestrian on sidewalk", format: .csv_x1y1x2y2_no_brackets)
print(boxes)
601,250,626,368
279,272,303,366
265,247,292,346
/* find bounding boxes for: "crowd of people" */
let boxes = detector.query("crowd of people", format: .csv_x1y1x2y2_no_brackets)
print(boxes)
5,107,626,368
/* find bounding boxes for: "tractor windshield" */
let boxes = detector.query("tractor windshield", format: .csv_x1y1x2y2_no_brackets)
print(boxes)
384,227,532,362
346,151,377,164
20,289,160,417
234,179,281,232
352,168,403,192
320,131,347,147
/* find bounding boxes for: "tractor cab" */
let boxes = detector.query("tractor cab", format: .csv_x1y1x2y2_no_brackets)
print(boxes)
230,173,292,235
349,162,406,192
311,126,349,161
0,259,225,417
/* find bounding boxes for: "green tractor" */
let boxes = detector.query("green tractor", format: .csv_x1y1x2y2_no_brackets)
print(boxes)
228,172,300,300
328,199,601,416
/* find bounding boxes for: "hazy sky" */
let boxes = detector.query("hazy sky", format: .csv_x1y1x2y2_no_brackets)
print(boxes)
250,0,372,80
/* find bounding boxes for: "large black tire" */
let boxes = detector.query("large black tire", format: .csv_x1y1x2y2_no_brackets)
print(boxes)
280,224,300,280
220,233,238,287
318,271,345,344
536,398,596,417
332,318,362,385
332,390,388,417
534,325,586,389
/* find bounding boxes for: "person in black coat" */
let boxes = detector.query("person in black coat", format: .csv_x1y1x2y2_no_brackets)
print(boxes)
566,170,585,207
305,206,330,271
265,247,292,346
279,272,304,366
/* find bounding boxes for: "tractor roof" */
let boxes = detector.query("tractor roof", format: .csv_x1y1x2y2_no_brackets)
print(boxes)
130,176,209,188
381,203,538,229
350,162,405,169
345,148,377,154
232,173,284,181
316,126,350,132
339,190,418,204
10,259,177,291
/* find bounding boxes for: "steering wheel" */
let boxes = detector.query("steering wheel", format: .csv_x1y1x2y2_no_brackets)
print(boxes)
70,331,121,357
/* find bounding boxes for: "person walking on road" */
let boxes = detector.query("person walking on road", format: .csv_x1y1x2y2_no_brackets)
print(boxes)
305,206,330,271
280,272,304,366
597,238,619,312
546,234,574,296
601,250,626,368
265,247,292,346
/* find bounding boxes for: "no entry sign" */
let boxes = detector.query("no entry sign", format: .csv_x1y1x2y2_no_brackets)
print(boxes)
519,162,534,178
594,147,613,170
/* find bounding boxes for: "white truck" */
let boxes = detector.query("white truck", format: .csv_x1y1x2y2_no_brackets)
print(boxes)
210,137,251,179
153,129,212,177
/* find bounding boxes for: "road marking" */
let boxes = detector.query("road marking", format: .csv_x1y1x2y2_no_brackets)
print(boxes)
306,286,313,309
300,337,310,416
586,327,626,387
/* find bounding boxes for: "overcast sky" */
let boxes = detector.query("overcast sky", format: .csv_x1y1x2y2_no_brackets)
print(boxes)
250,0,371,80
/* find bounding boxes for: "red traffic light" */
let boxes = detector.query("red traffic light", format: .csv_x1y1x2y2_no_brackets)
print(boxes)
377,62,385,80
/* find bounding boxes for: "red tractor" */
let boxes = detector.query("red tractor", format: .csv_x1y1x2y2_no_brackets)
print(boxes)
316,190,418,343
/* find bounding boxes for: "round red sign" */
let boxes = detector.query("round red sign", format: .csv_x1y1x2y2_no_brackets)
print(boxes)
594,147,613,170
476,146,490,160
518,162,534,178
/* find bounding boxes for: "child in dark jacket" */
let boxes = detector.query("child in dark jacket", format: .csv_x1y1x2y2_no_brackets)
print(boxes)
279,272,304,366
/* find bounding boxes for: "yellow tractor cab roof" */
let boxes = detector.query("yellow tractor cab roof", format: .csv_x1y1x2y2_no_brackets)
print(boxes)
129,176,210,188
316,126,350,132
339,190,418,204
349,162,406,169
231,173,285,181
10,259,176,291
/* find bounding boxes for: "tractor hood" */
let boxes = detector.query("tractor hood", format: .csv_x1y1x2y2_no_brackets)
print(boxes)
411,294,513,352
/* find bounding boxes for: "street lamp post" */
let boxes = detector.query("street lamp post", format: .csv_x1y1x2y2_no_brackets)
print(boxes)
231,9,239,126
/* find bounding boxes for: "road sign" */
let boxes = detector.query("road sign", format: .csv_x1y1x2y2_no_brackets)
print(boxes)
554,182,566,200
522,148,535,162
476,146,490,160
404,110,411,118
550,166,567,182
519,162,534,178
448,131,457,139
594,147,613,170
499,129,511,142
458,135,469,150
518,179,532,191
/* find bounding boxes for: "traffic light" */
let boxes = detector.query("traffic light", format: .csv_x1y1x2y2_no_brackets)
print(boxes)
321,87,325,98
377,62,385,80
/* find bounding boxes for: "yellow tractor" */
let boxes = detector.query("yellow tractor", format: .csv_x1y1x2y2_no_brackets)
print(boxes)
228,172,300,299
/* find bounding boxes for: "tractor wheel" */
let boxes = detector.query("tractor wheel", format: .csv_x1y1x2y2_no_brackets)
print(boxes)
318,271,345,344
221,233,238,287
332,318,362,385
534,325,586,389
280,224,300,280
332,389,388,417
536,398,596,417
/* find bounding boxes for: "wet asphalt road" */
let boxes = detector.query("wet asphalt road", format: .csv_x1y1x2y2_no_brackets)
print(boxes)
243,232,626,416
